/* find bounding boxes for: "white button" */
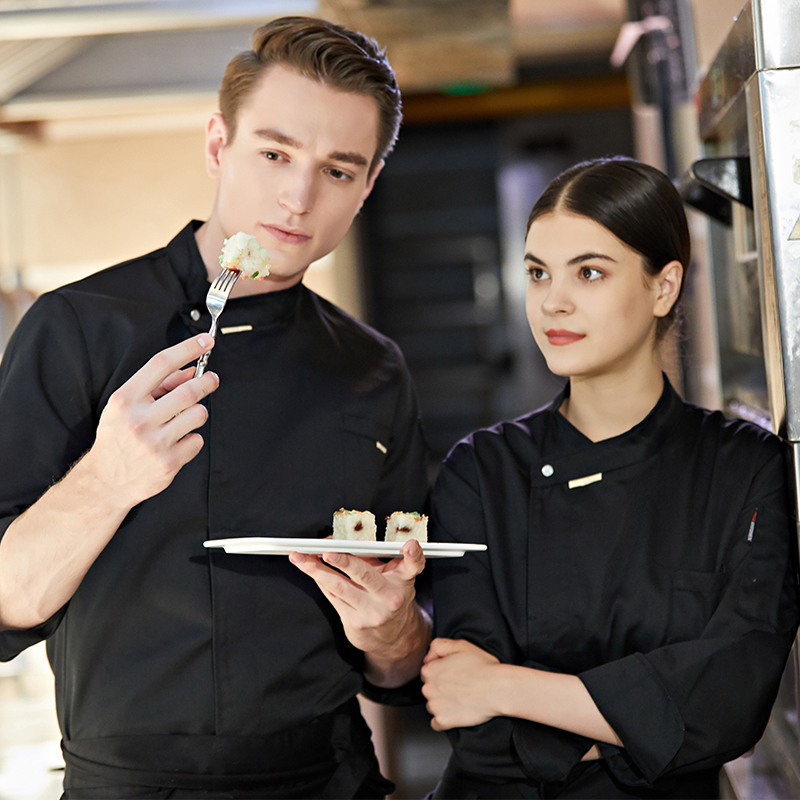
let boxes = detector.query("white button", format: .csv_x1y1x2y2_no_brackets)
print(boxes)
190,309,201,321
541,464,554,477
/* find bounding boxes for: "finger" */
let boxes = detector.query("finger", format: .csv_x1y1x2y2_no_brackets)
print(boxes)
398,538,426,577
153,371,220,425
153,367,196,400
162,398,211,442
119,335,215,402
427,638,460,659
170,431,206,470
321,552,384,592
289,553,360,602
289,553,362,619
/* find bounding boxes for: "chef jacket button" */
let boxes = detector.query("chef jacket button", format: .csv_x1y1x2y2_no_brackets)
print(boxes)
541,464,554,477
190,309,201,321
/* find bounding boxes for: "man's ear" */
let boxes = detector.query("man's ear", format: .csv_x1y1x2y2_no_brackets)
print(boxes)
653,260,684,318
205,113,228,179
357,159,385,212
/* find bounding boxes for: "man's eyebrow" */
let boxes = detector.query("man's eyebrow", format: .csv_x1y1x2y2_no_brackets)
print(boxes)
327,150,369,168
253,129,368,169
254,128,302,148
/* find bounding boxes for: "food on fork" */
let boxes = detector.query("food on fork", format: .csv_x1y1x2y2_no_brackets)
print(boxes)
385,511,428,543
332,509,377,541
219,232,271,279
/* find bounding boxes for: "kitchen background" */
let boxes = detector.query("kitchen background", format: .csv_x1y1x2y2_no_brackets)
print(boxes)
0,1,768,798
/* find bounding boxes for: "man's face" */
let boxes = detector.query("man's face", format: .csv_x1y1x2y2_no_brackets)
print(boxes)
205,64,382,288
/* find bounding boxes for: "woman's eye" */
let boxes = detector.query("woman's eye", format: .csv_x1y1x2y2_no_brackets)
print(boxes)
527,267,548,281
580,267,603,281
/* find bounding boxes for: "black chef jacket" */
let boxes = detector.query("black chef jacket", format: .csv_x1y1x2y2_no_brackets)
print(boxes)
429,378,799,799
0,222,428,795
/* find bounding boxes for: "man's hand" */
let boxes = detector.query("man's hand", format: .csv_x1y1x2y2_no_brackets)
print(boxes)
289,539,431,687
0,334,221,630
421,638,501,731
81,334,219,507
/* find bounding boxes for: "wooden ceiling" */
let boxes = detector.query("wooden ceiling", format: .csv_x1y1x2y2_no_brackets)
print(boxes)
320,0,627,91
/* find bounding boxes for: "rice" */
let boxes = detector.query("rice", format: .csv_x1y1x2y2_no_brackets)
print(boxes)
332,509,377,541
384,511,428,543
219,232,271,280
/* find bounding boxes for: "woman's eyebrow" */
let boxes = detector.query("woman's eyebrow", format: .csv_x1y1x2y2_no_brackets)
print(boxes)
525,252,617,266
568,252,617,265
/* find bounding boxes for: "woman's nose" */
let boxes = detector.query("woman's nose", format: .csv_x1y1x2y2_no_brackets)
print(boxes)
541,278,574,315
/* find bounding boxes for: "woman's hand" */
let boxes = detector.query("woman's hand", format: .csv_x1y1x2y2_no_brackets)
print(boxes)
421,637,501,731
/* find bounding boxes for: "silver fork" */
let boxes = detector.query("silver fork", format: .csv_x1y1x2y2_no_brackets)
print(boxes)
194,268,240,377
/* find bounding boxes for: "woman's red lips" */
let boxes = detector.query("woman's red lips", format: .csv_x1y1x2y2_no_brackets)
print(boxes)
545,329,586,346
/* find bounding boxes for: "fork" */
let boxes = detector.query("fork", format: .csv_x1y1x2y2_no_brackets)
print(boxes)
194,268,240,377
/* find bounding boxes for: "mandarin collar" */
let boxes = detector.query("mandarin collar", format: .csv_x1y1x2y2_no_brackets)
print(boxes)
167,221,303,335
530,375,684,488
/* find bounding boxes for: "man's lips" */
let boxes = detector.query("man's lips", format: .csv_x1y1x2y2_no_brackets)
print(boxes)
262,224,311,245
545,329,586,346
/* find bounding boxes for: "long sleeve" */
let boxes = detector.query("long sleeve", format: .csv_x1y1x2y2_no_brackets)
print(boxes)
372,350,429,521
580,448,799,787
0,292,98,659
430,447,595,783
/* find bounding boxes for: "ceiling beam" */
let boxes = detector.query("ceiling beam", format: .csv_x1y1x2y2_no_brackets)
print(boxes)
320,0,513,91
0,1,316,40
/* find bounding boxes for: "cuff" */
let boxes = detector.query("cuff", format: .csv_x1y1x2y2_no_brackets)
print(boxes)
580,653,684,784
512,718,595,782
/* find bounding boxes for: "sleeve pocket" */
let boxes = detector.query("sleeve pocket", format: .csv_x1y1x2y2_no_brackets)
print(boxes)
669,570,728,642
339,414,391,511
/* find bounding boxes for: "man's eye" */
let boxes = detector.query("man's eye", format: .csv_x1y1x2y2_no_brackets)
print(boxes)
263,151,280,161
328,168,350,181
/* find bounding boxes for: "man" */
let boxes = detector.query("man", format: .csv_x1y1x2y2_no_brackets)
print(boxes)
0,16,430,798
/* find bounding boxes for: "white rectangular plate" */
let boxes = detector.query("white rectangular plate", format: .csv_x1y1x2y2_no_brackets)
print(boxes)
203,536,486,558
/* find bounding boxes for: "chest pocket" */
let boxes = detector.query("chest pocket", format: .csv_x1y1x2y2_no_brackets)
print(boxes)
340,413,390,512
669,570,728,642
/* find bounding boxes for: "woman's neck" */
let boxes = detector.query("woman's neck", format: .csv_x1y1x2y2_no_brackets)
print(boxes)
559,359,665,443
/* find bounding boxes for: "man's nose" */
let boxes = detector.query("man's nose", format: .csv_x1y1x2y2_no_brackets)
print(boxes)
279,167,314,215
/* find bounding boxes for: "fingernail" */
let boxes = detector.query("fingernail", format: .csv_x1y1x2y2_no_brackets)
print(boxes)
325,552,341,564
197,334,213,347
207,371,219,384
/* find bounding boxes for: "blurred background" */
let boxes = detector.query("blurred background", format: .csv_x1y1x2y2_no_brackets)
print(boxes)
0,1,776,798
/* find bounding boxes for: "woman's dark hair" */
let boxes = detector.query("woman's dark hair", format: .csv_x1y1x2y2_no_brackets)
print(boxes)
527,156,690,338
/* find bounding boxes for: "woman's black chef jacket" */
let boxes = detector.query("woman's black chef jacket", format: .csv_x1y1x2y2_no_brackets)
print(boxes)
429,378,799,799
0,222,428,795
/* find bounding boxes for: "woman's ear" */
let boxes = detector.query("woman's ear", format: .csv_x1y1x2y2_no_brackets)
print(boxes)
653,260,683,318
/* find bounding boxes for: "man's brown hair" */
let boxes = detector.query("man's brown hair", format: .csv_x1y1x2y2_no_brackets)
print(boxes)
219,16,402,175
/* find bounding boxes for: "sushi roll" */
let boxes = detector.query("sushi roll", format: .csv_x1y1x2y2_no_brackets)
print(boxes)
384,511,428,543
332,509,377,541
219,232,271,279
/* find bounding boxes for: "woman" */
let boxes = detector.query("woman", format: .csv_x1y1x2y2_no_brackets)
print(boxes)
422,157,799,799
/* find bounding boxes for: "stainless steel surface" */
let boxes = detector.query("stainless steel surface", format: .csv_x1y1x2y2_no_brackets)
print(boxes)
753,0,800,71
746,68,800,440
691,2,800,795
697,1,754,139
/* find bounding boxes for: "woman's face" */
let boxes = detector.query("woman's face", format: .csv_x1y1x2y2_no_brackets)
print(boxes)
525,209,677,381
